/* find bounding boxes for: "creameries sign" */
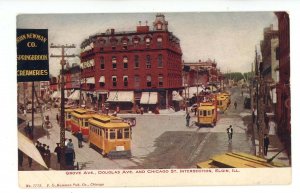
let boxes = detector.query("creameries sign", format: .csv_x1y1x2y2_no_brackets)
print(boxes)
17,29,49,82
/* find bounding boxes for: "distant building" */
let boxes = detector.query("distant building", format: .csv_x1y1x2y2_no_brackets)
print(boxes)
80,14,183,111
183,59,221,88
275,12,290,159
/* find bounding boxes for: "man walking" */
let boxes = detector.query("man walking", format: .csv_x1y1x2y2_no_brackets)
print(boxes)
186,112,191,127
227,125,233,142
76,130,84,148
263,134,270,156
234,101,237,109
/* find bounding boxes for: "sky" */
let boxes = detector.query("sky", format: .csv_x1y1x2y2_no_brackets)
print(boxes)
17,12,278,76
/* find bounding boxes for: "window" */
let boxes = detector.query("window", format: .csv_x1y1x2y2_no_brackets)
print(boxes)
123,76,128,87
212,109,215,115
117,129,123,139
203,110,207,116
123,56,128,69
147,75,152,87
157,37,162,48
105,129,108,139
134,55,139,68
133,37,140,46
199,110,202,116
158,75,163,87
122,39,128,50
145,37,151,47
134,75,140,88
157,23,162,30
100,57,105,69
207,110,211,116
85,121,89,127
146,55,151,69
109,129,115,140
112,56,117,69
124,128,130,139
158,54,163,68
112,76,117,87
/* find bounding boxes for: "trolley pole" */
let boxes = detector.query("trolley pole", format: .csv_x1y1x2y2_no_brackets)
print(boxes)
50,44,76,170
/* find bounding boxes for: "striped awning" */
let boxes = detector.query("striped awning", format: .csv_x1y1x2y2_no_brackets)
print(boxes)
140,92,158,104
106,91,134,103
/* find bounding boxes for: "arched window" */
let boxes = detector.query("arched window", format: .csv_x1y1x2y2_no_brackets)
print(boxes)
158,54,163,68
112,76,117,87
146,55,151,69
123,56,128,69
146,75,152,87
123,76,128,87
134,55,139,68
112,56,117,69
157,36,163,48
100,56,105,69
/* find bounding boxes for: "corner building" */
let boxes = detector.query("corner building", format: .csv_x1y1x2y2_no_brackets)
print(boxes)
80,14,183,111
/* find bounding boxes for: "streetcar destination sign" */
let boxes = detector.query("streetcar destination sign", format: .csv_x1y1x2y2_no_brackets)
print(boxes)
17,29,49,82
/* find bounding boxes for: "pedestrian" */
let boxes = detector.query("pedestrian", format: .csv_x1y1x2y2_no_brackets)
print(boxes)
263,134,270,156
76,130,83,148
28,155,32,168
140,107,144,115
54,143,61,163
44,146,51,168
41,144,46,159
24,122,30,136
67,139,74,149
18,149,24,168
186,112,191,127
234,101,237,109
56,113,59,124
227,125,233,142
23,109,27,117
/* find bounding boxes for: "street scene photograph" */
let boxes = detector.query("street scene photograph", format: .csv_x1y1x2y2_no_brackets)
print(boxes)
17,12,291,174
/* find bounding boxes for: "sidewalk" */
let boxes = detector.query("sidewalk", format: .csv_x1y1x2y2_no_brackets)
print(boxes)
251,120,290,166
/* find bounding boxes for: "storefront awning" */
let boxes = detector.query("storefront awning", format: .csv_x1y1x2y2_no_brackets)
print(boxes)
86,77,95,84
18,131,48,169
140,92,158,104
99,76,105,83
68,90,80,100
182,87,204,99
106,91,134,103
172,91,183,101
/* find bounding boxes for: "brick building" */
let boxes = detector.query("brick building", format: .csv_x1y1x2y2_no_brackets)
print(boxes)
80,14,183,111
275,12,291,158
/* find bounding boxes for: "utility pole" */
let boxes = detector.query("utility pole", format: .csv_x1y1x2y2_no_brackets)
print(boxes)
50,44,76,170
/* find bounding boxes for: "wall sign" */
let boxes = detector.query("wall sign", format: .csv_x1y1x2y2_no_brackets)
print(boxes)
17,29,49,82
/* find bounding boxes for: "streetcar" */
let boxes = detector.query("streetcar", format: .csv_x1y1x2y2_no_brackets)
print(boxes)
70,108,96,141
88,114,132,158
196,102,218,127
65,108,76,131
217,95,228,112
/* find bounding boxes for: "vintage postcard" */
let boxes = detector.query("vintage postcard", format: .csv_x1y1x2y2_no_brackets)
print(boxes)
16,12,291,187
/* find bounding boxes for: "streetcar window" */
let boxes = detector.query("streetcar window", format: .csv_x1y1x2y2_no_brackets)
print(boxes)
203,110,207,116
117,129,123,139
105,129,108,139
207,110,211,116
124,128,130,139
110,129,116,139
199,110,202,116
99,128,102,136
85,120,89,127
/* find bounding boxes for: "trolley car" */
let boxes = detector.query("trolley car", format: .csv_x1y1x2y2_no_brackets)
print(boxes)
65,108,76,131
70,108,95,141
88,114,132,158
196,102,218,127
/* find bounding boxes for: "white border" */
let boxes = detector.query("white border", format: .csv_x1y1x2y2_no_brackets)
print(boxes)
0,0,299,193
